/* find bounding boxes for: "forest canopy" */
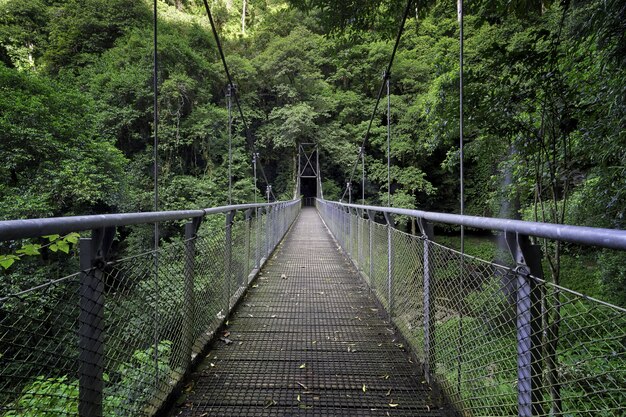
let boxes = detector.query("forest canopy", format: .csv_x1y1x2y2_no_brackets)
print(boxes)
0,0,624,303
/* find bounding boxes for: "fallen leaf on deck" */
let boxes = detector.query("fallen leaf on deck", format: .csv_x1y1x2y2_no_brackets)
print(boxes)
389,403,399,407
362,384,367,393
299,363,306,369
219,337,233,345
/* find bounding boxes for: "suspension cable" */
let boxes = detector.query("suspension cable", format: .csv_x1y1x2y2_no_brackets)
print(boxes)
459,0,465,252
151,0,160,390
201,0,277,201
340,0,413,202
386,72,391,207
457,0,465,399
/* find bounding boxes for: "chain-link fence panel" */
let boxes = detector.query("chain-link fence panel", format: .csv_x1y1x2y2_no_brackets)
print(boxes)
317,200,626,417
427,241,518,415
0,201,300,417
102,240,187,417
370,221,389,310
389,228,426,360
0,275,81,416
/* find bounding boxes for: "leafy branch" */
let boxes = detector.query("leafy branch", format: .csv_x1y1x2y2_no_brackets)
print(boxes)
0,233,80,270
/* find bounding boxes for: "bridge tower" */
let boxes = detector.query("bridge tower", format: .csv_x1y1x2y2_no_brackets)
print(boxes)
296,143,322,204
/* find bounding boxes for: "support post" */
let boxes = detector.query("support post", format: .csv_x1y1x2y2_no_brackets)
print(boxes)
78,226,114,417
506,233,544,417
367,209,374,291
244,209,252,284
357,208,363,270
384,212,394,319
224,210,236,317
183,221,197,369
79,237,104,417
347,206,353,257
255,207,261,268
418,218,435,383
265,206,271,258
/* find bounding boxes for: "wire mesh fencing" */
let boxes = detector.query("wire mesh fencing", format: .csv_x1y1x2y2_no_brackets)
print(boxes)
0,201,300,417
317,200,626,417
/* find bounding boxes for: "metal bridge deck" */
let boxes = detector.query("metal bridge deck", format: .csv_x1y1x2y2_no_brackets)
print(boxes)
170,208,450,417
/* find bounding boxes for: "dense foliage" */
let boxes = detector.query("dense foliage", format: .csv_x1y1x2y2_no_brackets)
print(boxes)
3,0,623,299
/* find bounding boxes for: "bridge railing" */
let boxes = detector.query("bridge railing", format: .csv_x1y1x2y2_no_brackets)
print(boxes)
317,199,626,417
0,200,300,417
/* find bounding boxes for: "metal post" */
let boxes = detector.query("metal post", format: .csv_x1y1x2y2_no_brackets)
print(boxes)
183,222,196,370
316,147,320,199
227,84,235,205
367,210,374,291
255,207,261,268
79,237,104,417
384,212,394,319
253,153,259,204
266,185,272,204
347,181,352,205
418,219,435,383
344,207,348,250
356,208,362,270
224,210,236,317
244,209,252,285
506,232,544,417
297,145,302,199
360,147,365,204
347,206,352,257
265,206,271,258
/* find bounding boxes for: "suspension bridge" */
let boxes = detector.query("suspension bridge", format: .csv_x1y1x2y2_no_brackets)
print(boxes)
1,0,625,416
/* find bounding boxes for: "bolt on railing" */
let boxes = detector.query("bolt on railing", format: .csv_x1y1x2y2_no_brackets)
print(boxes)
317,199,626,417
0,200,300,417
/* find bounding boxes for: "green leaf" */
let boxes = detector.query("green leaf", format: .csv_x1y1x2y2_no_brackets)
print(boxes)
49,243,58,252
16,244,42,256
56,240,70,253
64,232,80,245
0,255,19,269
43,234,61,242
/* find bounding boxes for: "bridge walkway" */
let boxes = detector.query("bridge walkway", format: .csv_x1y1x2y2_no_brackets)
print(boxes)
169,207,451,416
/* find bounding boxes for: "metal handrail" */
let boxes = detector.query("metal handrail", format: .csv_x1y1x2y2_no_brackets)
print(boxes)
0,201,299,241
317,198,626,417
0,199,302,417
318,199,626,251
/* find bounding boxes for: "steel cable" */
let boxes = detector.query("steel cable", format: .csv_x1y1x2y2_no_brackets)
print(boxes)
341,0,413,202
202,0,277,201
